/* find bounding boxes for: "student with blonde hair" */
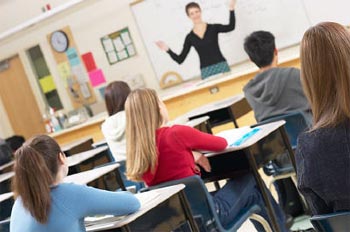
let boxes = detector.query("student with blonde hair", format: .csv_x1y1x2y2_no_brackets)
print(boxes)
125,88,287,231
297,22,350,215
10,135,140,232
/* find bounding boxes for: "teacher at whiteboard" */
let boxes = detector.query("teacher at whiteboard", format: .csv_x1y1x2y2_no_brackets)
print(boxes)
156,0,237,79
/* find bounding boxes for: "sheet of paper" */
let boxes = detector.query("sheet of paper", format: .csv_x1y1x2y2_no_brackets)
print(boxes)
39,75,56,93
71,65,88,84
66,48,80,67
88,69,106,87
81,52,97,72
102,38,115,52
113,37,125,51
215,126,253,147
121,32,132,45
84,215,126,226
80,82,91,99
117,49,128,60
135,190,161,209
126,44,136,56
107,51,118,63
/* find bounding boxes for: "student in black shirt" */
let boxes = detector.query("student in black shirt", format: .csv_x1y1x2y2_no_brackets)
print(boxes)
156,1,236,79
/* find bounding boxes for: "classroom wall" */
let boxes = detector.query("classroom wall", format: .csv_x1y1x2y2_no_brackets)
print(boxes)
0,0,159,137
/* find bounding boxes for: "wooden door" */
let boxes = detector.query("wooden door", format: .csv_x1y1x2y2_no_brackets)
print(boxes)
0,55,45,139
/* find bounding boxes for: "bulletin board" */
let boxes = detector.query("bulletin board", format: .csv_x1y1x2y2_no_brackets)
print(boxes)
100,27,137,65
47,26,96,109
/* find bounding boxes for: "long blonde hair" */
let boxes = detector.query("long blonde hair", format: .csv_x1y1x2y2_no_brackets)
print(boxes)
300,22,350,129
125,88,163,181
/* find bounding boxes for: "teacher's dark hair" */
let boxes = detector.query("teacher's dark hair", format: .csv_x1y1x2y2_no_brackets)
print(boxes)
104,81,131,116
185,2,201,16
244,31,276,68
12,135,62,224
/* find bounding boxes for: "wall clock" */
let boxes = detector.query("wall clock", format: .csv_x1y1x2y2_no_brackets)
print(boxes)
50,30,69,53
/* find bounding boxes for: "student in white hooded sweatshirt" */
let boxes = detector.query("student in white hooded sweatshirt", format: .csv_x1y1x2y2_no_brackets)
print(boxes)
102,81,130,162
102,81,144,191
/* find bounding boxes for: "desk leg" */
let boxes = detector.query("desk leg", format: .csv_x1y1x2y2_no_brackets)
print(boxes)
228,108,239,128
279,127,297,172
114,168,126,191
244,148,281,232
178,191,199,232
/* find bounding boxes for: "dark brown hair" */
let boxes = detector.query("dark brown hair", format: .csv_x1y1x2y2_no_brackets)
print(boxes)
185,2,201,16
301,22,350,129
104,81,131,116
12,135,62,223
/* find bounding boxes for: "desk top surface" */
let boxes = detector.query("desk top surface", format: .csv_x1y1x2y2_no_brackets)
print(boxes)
185,94,244,119
0,160,14,171
67,146,109,167
0,192,14,203
0,171,14,183
61,137,93,152
86,184,186,231
206,120,286,157
64,162,120,185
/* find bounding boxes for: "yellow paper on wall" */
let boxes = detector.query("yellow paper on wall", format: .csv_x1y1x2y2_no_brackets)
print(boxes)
39,75,56,93
57,62,71,87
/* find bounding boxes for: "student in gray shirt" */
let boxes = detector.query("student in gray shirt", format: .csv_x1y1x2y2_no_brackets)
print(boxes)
242,31,311,222
243,31,311,123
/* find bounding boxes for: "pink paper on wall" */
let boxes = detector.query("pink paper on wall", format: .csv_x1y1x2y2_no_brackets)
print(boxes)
88,69,106,87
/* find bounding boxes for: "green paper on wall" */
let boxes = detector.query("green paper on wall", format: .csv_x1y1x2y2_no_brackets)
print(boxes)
39,75,56,93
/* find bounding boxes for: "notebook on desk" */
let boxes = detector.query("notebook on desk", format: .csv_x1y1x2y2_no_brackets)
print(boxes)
85,215,126,227
84,190,161,227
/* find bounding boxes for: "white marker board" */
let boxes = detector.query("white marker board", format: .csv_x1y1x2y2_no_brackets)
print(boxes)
131,0,349,84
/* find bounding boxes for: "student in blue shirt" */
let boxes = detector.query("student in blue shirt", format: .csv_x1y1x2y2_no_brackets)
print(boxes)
10,135,140,232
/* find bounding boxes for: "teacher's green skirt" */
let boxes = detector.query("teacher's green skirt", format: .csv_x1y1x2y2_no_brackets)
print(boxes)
200,61,230,80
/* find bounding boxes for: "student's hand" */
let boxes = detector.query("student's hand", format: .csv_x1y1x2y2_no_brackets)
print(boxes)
192,151,211,172
155,41,169,52
229,0,237,11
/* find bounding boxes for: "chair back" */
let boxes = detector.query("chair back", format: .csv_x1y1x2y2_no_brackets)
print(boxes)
143,175,223,232
310,211,350,232
259,111,310,148
0,219,10,232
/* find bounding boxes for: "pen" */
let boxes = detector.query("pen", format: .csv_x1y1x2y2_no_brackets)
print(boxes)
230,128,261,147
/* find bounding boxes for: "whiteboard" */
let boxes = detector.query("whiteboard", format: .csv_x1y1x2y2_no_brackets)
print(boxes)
302,0,350,26
131,0,330,83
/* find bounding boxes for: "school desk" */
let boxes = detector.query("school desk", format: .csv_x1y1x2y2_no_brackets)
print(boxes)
184,94,251,128
61,137,93,156
162,58,300,130
86,184,198,232
202,120,295,232
0,192,13,203
0,163,123,204
0,172,14,184
0,161,14,173
67,146,109,167
67,146,112,175
64,163,124,191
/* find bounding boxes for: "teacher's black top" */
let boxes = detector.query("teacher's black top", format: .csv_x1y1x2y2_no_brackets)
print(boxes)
167,10,236,69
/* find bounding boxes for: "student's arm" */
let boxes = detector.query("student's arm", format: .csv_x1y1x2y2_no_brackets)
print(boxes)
68,184,140,217
167,35,192,64
214,10,236,33
173,125,228,151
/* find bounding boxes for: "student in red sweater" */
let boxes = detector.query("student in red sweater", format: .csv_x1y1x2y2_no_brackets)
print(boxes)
124,88,287,231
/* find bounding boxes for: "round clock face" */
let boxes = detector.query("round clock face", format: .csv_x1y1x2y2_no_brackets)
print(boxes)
50,31,69,53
